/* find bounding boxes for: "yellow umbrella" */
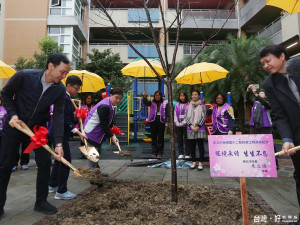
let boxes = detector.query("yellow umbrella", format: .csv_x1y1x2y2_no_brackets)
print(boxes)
62,70,105,93
266,0,300,14
121,59,165,78
175,62,229,85
0,60,16,78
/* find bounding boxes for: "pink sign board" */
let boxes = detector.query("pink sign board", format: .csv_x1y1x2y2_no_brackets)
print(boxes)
208,134,277,177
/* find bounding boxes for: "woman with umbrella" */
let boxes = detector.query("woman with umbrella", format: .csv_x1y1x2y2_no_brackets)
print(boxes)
142,90,168,158
186,90,206,171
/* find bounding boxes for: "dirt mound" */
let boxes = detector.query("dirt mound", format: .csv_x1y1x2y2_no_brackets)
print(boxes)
46,180,274,225
77,168,103,183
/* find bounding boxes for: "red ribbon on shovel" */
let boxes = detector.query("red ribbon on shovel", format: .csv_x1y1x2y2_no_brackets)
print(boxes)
110,126,125,135
75,108,88,121
24,126,49,153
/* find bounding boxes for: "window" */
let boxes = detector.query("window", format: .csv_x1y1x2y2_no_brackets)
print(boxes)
51,0,61,7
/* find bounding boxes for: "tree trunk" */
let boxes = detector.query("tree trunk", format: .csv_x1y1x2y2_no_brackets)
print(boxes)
167,81,177,202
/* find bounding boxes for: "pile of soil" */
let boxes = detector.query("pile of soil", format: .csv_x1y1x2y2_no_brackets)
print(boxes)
77,168,103,183
115,150,132,158
46,180,274,225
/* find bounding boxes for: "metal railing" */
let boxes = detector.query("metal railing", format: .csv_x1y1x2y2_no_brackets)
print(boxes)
256,17,282,38
182,9,236,20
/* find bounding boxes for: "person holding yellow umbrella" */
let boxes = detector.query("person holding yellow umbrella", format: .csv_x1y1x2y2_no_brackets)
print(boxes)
61,70,106,93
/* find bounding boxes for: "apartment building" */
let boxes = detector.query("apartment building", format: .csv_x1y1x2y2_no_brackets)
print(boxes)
88,0,299,63
0,0,89,68
0,0,299,76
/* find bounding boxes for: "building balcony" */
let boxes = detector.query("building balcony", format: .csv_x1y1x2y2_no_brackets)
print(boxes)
89,43,194,63
181,9,237,29
48,15,88,41
240,0,267,27
256,17,282,44
90,8,237,29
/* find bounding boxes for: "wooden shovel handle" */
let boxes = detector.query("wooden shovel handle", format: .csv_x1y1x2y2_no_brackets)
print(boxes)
275,145,300,156
116,141,122,152
71,99,89,148
9,120,79,173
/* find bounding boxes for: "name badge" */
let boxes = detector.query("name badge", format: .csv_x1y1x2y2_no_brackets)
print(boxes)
179,115,185,119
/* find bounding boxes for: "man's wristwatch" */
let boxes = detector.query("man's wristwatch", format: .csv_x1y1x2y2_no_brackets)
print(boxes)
56,143,62,147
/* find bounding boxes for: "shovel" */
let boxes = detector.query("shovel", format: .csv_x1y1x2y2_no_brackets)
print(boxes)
9,120,82,177
114,141,132,157
275,145,300,156
71,99,99,162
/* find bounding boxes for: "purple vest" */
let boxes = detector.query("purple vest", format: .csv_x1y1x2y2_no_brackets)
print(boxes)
84,97,115,144
212,103,230,134
0,106,7,135
249,101,272,127
148,100,167,123
175,102,189,125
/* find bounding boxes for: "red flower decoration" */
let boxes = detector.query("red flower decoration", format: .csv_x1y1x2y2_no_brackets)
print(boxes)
24,126,49,153
75,108,88,121
110,126,125,135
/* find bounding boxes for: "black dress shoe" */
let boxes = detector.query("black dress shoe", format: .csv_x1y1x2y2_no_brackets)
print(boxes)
34,201,57,214
288,222,300,225
90,181,103,187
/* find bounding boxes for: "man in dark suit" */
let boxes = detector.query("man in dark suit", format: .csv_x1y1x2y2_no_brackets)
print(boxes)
261,45,300,224
49,75,86,200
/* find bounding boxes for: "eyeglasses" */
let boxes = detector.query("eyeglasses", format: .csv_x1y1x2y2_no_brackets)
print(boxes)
71,86,80,92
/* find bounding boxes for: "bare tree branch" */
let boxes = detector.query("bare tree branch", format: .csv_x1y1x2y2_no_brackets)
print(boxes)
141,0,168,80
157,0,169,73
172,0,237,80
94,0,165,83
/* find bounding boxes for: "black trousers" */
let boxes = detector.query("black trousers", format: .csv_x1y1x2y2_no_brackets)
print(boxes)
175,126,189,156
0,123,52,209
291,151,300,211
49,137,71,194
249,126,272,134
189,138,205,163
150,116,165,156
14,139,30,166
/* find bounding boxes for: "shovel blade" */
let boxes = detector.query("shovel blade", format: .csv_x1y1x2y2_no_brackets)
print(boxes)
79,146,100,162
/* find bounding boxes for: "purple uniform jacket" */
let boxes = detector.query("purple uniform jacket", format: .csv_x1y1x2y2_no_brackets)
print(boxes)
249,101,272,127
148,100,167,123
212,103,230,134
84,97,115,144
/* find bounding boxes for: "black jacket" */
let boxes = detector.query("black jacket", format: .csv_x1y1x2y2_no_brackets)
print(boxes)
1,69,65,144
263,73,300,145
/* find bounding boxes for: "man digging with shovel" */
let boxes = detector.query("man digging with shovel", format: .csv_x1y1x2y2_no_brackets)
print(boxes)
0,54,70,218
84,87,123,185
